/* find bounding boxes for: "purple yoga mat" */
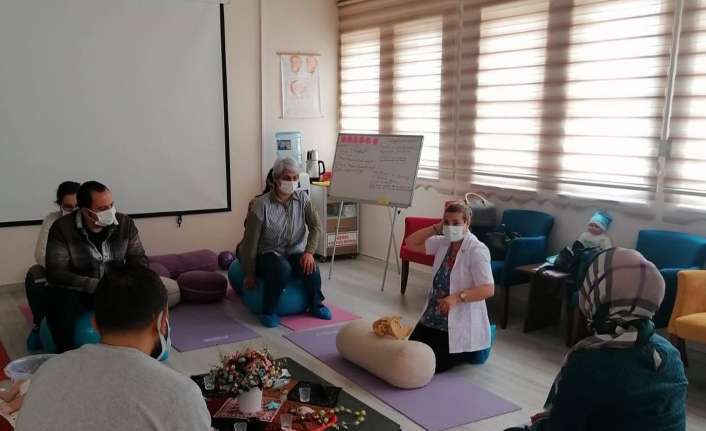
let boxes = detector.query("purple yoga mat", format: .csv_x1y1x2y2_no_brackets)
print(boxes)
284,326,520,431
169,303,259,352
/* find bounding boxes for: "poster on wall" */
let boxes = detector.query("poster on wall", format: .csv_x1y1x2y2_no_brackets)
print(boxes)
280,53,322,118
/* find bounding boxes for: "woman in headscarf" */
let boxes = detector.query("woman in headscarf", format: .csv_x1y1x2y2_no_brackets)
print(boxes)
509,247,687,431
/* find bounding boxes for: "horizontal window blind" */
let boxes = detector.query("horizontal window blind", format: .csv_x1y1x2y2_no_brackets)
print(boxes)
558,0,671,203
340,28,381,134
338,0,706,208
665,0,706,208
393,16,444,179
463,0,550,192
338,0,459,181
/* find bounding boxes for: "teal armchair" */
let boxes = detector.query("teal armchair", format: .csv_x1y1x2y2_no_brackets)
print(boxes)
636,230,706,328
491,209,554,329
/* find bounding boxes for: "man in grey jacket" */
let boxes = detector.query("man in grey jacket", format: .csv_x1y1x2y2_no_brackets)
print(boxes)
45,181,148,352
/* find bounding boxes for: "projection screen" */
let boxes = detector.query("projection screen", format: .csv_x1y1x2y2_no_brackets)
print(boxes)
0,0,230,227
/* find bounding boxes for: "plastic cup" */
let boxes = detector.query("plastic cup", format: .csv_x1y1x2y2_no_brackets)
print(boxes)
203,374,215,391
280,413,293,430
298,385,311,403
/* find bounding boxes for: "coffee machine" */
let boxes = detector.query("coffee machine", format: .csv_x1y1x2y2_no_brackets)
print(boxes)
306,150,326,181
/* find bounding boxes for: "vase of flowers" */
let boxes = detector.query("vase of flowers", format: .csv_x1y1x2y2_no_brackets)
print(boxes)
210,348,281,414
238,387,263,414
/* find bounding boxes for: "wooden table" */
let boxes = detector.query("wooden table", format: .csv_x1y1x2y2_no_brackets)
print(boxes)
516,263,575,345
195,357,400,431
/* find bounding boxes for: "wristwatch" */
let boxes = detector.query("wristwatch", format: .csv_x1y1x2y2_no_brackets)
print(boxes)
459,291,468,302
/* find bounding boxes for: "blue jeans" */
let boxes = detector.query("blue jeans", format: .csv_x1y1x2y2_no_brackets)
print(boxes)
256,253,323,314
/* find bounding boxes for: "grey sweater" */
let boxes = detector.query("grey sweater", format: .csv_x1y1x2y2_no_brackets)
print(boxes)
16,344,211,431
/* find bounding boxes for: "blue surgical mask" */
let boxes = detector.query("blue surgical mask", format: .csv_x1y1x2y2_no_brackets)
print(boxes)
154,310,171,362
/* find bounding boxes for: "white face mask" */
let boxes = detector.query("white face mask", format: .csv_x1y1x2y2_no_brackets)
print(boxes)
279,180,298,195
443,225,466,242
154,310,171,362
61,207,76,216
91,206,117,227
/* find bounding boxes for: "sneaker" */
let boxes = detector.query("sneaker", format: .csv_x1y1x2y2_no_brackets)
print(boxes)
259,313,280,328
310,305,332,320
26,328,43,353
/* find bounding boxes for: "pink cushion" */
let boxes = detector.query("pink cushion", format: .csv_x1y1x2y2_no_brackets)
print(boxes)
177,271,227,303
149,249,218,278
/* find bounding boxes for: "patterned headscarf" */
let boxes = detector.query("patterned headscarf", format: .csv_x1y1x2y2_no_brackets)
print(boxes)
545,247,665,410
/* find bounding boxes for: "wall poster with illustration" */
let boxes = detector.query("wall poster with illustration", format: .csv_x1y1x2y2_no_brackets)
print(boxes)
280,53,322,118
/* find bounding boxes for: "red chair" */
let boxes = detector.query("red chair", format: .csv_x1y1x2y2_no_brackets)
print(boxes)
400,216,440,294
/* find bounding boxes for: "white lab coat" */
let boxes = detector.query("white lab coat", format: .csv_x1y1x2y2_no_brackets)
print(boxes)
424,231,493,354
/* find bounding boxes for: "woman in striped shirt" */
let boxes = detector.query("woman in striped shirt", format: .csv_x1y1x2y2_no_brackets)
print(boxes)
239,158,330,327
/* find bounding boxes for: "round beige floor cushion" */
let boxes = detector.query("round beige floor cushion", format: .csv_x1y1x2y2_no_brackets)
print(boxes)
336,320,436,389
160,276,181,308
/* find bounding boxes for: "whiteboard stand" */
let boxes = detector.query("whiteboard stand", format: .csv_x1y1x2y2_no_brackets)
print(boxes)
381,206,401,291
387,207,401,275
328,201,345,281
327,133,423,290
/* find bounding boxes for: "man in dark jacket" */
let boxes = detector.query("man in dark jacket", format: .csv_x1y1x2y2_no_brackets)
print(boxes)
45,181,148,352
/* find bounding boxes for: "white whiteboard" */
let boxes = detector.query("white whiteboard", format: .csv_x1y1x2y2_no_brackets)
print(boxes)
329,134,423,208
0,0,228,226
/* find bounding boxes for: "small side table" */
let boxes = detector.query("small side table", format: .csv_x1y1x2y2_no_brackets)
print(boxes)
516,263,573,343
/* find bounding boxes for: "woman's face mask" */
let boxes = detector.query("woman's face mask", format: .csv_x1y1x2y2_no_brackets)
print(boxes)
278,180,298,195
59,195,78,216
442,210,468,242
443,225,466,242
60,206,77,216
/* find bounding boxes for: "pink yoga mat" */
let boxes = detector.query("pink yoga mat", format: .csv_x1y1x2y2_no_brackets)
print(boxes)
284,326,520,431
19,303,33,325
279,304,360,331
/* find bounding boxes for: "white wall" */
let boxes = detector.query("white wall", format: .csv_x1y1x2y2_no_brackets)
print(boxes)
361,188,706,261
260,0,339,177
0,0,338,287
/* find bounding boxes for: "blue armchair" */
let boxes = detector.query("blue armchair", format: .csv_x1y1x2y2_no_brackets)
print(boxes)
636,230,706,329
491,209,554,329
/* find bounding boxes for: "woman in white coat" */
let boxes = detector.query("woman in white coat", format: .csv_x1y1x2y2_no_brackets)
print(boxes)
404,201,495,372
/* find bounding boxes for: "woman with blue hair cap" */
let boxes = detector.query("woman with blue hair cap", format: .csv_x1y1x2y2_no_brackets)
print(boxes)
507,247,687,431
578,210,613,250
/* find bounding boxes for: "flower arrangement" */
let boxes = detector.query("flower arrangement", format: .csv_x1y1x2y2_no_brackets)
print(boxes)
210,348,281,396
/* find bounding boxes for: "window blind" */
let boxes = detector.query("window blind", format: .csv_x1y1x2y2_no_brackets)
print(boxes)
338,0,706,207
461,0,550,192
338,0,459,182
558,0,672,203
665,0,706,208
393,16,444,179
340,28,381,134
458,0,672,201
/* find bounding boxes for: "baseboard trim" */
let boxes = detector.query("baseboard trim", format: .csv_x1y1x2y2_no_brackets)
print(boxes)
0,282,23,293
